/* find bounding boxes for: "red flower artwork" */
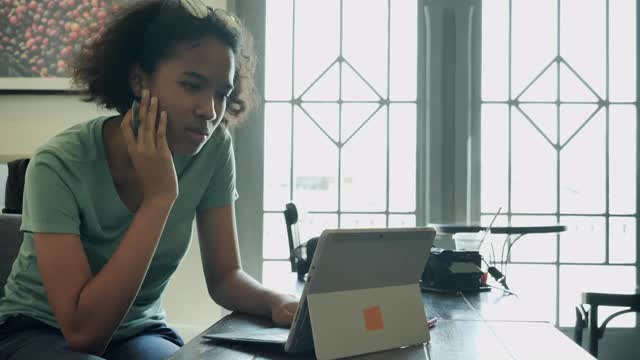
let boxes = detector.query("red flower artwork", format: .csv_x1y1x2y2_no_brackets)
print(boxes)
0,0,126,78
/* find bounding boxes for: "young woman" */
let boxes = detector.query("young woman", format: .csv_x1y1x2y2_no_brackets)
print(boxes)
0,1,298,359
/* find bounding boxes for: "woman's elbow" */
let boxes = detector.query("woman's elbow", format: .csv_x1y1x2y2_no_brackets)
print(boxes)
64,330,108,356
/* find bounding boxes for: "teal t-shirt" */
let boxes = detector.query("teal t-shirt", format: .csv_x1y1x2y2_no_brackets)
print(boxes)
0,115,238,341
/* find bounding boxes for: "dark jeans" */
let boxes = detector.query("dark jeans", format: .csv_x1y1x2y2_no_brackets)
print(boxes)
0,315,184,360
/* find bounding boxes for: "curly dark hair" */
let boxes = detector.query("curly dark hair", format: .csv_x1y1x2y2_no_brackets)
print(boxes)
70,0,257,127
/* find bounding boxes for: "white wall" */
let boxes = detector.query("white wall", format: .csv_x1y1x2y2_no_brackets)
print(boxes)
0,0,229,343
0,95,107,160
163,222,222,342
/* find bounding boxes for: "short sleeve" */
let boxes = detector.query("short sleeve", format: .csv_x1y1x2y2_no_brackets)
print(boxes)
20,153,81,235
196,128,239,210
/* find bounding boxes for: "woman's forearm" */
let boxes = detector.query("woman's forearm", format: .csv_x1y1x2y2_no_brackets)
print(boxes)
68,198,174,354
208,268,282,318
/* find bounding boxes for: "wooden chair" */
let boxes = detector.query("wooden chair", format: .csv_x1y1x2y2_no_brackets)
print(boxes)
574,292,640,358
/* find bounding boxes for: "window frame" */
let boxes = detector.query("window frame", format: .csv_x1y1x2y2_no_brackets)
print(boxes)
233,0,639,330
232,0,480,281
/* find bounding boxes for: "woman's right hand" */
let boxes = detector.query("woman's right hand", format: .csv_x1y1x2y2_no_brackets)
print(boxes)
121,89,178,205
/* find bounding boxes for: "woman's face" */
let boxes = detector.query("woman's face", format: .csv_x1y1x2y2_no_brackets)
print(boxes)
142,36,235,155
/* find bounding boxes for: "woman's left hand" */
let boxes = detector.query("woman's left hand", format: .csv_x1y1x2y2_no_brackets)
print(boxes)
269,293,299,327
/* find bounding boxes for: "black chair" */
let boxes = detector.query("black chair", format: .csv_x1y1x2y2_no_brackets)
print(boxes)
283,202,318,281
0,214,22,299
574,292,640,358
1,159,28,298
2,158,29,215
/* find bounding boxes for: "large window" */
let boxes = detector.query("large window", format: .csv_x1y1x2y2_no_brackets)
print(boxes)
259,0,420,284
247,0,638,327
481,0,638,327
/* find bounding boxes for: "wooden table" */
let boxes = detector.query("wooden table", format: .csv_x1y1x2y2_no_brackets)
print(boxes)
170,277,594,360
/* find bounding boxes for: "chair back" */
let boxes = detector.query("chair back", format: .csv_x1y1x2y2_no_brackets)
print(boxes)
3,158,29,215
0,214,23,298
284,202,301,271
575,291,640,357
1,159,28,297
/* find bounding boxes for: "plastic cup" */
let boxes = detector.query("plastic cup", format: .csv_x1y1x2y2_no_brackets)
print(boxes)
453,232,484,251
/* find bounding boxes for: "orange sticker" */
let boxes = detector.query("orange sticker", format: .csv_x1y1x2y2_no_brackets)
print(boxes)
363,305,384,331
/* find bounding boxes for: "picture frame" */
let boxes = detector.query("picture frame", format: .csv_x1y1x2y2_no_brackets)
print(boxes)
0,0,226,93
0,0,131,93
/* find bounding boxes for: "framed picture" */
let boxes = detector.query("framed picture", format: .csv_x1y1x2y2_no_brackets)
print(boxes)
0,0,131,92
0,0,228,93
